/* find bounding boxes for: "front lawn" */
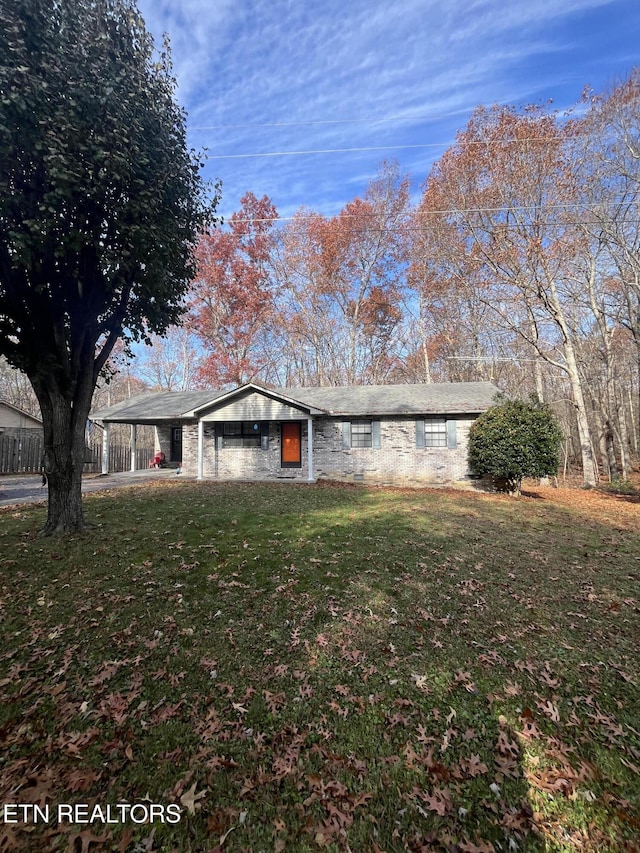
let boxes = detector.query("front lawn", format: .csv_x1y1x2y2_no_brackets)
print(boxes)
0,481,638,851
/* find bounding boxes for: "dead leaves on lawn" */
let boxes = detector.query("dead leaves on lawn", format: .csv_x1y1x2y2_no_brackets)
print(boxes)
0,481,638,850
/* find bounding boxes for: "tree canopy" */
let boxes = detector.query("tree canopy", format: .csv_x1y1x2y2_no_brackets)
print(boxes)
0,0,215,532
191,192,278,386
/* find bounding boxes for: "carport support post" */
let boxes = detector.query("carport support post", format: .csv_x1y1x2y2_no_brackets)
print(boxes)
307,417,314,482
130,424,137,472
101,423,111,474
197,420,204,480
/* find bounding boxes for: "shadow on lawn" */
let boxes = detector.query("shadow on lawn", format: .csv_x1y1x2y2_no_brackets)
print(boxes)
606,491,640,505
516,489,545,499
0,480,638,850
176,481,637,847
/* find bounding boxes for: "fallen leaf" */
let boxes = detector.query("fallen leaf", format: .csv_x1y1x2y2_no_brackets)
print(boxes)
537,699,561,723
180,781,207,815
70,830,111,853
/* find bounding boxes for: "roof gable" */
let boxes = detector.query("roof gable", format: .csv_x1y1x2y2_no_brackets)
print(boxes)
0,399,43,426
186,383,326,418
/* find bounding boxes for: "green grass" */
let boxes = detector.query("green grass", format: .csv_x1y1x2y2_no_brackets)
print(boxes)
0,480,639,852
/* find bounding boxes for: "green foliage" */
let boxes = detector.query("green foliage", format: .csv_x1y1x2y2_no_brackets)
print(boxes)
0,0,217,531
0,0,216,373
468,395,563,493
598,478,639,496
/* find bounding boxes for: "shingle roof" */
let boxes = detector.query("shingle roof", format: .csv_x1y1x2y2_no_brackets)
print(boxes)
91,390,223,423
91,382,499,423
279,382,499,415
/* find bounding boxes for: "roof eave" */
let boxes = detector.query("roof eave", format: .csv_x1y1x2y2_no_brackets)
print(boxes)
325,407,489,417
94,415,199,424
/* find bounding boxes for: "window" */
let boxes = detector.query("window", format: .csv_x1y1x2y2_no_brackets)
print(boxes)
342,420,381,449
222,421,262,448
416,418,457,449
424,417,447,447
351,420,372,448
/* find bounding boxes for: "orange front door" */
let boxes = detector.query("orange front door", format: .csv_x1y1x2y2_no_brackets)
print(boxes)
281,422,302,467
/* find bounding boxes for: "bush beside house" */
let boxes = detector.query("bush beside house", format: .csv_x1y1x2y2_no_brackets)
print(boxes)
468,396,563,495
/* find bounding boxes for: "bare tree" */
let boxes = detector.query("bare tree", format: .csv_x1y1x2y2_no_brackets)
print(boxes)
134,327,200,391
0,358,40,415
415,104,599,485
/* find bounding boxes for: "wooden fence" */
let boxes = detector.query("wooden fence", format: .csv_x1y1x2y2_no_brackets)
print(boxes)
0,434,153,475
83,442,154,473
0,432,43,474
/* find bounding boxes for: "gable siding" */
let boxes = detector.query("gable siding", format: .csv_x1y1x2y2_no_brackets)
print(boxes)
0,404,42,429
200,392,307,422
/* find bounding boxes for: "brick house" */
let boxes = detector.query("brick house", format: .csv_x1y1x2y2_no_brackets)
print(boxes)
91,381,499,486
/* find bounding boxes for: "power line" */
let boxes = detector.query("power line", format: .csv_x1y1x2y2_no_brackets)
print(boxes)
446,356,539,362
204,143,449,160
190,110,472,131
204,136,570,160
201,221,640,238
220,200,639,225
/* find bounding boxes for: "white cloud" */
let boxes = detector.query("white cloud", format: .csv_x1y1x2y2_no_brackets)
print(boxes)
135,0,636,216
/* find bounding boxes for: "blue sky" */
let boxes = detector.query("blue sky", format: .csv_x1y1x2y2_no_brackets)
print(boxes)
136,0,640,221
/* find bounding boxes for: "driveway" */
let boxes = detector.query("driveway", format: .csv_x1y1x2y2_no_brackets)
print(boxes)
0,468,185,508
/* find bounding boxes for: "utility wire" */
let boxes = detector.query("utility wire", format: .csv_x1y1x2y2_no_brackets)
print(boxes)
203,136,570,160
205,143,448,159
219,199,639,225
446,356,539,361
190,110,472,131
200,222,640,238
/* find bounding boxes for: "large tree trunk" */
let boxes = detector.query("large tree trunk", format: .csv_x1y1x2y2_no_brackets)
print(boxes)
604,419,619,482
418,289,433,383
616,392,633,478
32,380,94,535
590,403,609,479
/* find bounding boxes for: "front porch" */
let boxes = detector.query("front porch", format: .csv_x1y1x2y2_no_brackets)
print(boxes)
188,418,316,482
98,422,179,474
98,416,318,482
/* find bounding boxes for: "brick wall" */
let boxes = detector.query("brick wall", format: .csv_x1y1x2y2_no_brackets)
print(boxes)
182,415,477,486
313,416,474,485
154,424,172,458
182,422,310,480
